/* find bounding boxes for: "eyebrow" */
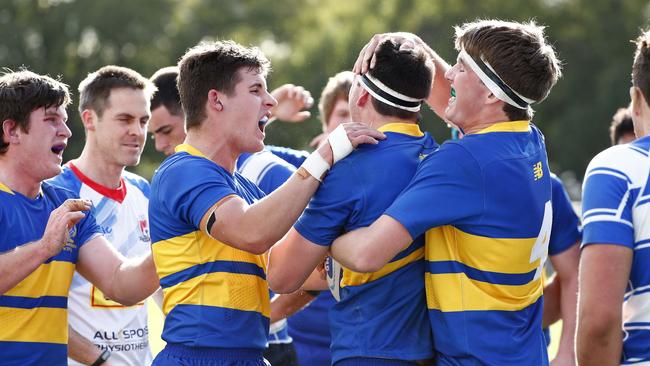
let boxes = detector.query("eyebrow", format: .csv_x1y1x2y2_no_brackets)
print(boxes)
153,124,172,134
249,82,264,89
115,112,136,119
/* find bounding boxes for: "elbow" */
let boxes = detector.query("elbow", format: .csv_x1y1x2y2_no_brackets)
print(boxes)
577,307,620,345
267,271,301,294
346,255,383,273
239,233,273,255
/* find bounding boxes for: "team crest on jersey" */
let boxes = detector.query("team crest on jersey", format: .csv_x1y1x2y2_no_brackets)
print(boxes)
137,215,150,242
63,226,78,252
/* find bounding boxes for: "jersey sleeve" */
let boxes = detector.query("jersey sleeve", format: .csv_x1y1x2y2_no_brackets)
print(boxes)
384,143,483,239
581,150,635,249
548,175,582,255
159,159,239,229
257,162,295,194
75,210,102,247
294,161,361,246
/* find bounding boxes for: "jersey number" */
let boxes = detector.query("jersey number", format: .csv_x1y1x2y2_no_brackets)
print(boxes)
530,200,552,280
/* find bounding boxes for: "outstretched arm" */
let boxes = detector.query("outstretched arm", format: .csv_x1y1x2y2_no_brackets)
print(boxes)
76,236,159,306
330,215,412,273
0,199,91,294
269,84,314,124
201,123,385,255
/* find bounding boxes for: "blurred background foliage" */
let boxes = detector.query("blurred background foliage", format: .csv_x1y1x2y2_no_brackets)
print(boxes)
2,0,649,197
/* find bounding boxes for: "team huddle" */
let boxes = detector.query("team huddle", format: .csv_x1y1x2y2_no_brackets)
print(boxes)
1,18,649,366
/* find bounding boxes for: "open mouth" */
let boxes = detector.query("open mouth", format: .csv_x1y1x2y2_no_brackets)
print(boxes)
51,143,66,155
258,116,269,132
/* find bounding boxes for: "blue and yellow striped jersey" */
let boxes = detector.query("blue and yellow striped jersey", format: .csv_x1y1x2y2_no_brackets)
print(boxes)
149,144,270,350
0,181,100,366
294,123,438,364
386,121,551,366
582,135,650,364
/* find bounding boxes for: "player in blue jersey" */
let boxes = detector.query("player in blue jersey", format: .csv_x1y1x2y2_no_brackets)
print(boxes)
577,30,650,365
268,39,436,366
0,71,160,366
49,66,158,366
148,41,383,366
330,21,562,366
149,65,323,366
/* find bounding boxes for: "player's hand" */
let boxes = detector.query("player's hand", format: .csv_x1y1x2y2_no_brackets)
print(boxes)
353,32,423,74
40,199,92,258
270,84,314,123
316,122,386,166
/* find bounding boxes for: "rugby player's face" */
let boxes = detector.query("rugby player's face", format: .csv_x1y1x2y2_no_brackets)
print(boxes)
220,68,277,154
326,98,351,133
149,105,186,156
93,88,149,167
444,57,491,128
19,105,70,180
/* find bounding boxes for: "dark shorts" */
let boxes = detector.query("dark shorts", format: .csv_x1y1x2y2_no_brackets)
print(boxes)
152,344,270,366
263,343,298,366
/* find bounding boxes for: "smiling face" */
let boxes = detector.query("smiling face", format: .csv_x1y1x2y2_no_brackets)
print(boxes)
444,57,492,130
218,67,277,154
149,105,186,156
16,104,71,181
88,87,150,167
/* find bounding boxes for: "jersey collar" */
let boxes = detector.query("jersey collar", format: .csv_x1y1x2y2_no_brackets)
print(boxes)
0,181,14,195
175,143,208,158
473,120,531,135
68,163,126,203
377,122,424,137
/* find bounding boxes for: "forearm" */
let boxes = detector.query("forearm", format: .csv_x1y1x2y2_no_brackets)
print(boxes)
555,273,578,364
68,326,102,365
270,291,316,323
109,254,159,306
419,42,451,117
542,275,561,327
0,241,49,294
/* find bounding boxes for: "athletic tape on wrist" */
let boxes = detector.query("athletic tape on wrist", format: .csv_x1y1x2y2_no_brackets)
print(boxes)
301,151,330,182
328,124,354,164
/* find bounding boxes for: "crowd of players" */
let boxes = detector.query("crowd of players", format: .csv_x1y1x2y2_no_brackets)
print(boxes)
0,18,649,366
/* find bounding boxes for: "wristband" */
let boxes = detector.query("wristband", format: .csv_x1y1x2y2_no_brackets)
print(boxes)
300,151,330,182
328,124,354,164
91,350,110,366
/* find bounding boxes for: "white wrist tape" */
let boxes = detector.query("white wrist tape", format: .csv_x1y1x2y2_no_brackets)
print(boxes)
301,151,330,182
328,124,354,164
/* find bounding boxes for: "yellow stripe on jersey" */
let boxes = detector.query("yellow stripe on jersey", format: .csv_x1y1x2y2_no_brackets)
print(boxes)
161,271,270,317
377,122,425,137
425,225,543,312
341,247,424,288
425,272,543,312
473,120,531,135
426,226,540,274
4,261,74,298
0,307,68,344
0,181,14,194
152,231,267,279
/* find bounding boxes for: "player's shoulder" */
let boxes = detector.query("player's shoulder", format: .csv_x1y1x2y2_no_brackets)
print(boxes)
586,143,649,185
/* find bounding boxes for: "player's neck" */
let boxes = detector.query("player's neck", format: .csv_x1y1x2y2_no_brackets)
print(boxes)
184,131,239,173
73,149,125,189
0,158,43,198
363,109,417,130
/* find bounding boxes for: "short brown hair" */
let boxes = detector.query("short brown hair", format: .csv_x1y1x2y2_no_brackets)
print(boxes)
78,65,156,117
632,29,650,108
177,40,271,129
455,19,562,121
0,70,70,154
150,66,183,116
318,71,354,129
368,40,433,120
609,107,634,145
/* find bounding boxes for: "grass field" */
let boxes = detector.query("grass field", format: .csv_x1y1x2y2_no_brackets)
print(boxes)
147,300,563,361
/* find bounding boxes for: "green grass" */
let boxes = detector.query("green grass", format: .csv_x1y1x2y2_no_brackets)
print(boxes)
147,300,563,360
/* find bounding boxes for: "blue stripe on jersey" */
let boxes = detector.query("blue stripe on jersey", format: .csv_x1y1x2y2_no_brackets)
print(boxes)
0,295,67,309
587,167,633,183
162,304,270,349
160,260,266,288
427,260,536,286
0,341,67,366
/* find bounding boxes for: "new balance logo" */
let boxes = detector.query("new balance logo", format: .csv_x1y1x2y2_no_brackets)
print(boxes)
533,162,544,181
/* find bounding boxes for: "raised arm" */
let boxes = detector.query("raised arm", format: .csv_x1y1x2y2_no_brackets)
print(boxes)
330,215,412,273
0,199,91,294
76,236,159,306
